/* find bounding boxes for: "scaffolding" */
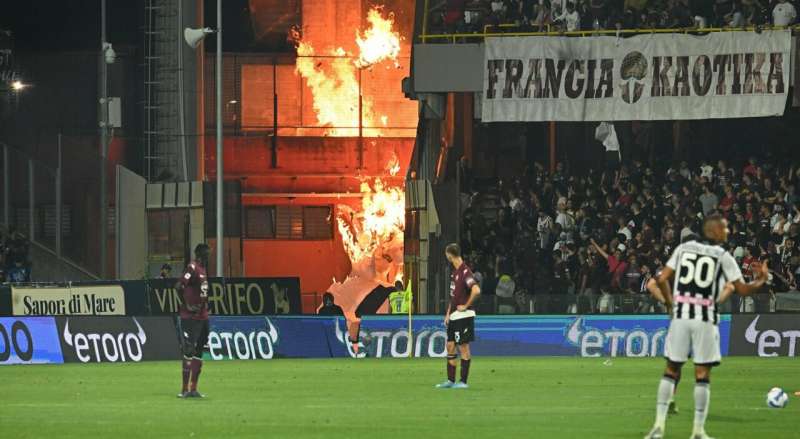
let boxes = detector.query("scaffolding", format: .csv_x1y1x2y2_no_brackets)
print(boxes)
142,0,187,182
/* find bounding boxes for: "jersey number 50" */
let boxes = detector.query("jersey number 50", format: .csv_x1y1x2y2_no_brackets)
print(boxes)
678,253,716,289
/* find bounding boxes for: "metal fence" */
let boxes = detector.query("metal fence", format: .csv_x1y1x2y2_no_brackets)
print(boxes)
1,138,111,279
204,53,418,138
477,292,787,315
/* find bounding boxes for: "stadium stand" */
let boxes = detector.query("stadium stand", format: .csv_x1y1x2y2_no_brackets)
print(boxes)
427,0,796,35
460,155,800,314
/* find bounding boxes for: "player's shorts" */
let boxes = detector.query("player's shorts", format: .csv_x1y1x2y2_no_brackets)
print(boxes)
355,285,395,318
180,318,209,358
664,318,721,366
447,310,475,345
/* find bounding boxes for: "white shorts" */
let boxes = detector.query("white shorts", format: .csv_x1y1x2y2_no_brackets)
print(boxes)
664,318,721,366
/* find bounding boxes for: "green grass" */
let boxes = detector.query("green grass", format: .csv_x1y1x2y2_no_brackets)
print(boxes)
0,357,797,438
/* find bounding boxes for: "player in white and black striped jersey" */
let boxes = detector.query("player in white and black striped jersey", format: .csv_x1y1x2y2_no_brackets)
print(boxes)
644,214,768,439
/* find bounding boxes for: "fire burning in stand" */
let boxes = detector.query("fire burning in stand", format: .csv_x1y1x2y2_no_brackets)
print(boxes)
294,6,401,137
294,6,406,317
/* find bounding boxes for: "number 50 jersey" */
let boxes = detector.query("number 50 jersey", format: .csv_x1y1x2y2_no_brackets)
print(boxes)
666,239,743,325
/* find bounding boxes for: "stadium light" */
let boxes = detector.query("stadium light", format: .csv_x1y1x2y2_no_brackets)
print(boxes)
185,0,224,276
183,27,214,49
11,80,27,91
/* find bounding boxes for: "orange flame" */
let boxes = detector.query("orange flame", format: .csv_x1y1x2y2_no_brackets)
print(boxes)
355,8,401,69
294,6,400,137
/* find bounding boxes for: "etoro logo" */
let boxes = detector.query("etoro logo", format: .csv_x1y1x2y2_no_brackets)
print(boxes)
333,319,447,358
208,317,279,360
63,318,147,363
744,315,800,357
567,318,667,357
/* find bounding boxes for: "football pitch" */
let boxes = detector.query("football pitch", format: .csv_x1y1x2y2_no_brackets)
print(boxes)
1,357,796,438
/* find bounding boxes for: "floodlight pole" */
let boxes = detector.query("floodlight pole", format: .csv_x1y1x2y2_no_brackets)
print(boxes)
100,0,109,278
215,0,223,276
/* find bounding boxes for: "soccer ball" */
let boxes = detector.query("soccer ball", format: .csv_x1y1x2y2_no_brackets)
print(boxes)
766,387,789,408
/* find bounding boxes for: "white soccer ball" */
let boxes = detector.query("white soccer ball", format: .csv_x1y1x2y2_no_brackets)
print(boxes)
766,387,789,408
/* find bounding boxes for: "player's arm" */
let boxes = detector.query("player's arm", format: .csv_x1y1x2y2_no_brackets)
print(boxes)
730,260,768,296
716,282,736,304
590,238,609,260
444,302,451,325
179,264,202,313
645,277,665,304
656,266,675,310
458,283,481,311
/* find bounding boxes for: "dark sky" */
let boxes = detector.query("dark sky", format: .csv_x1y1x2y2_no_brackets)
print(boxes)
1,0,254,52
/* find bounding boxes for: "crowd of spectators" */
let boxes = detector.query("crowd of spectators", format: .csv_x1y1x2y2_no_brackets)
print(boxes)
459,156,800,313
0,227,31,282
435,0,798,34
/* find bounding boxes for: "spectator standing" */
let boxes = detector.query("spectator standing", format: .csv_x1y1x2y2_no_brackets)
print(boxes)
532,1,553,30
555,1,581,30
773,0,797,25
318,292,345,316
699,185,720,215
591,238,628,291
160,264,173,279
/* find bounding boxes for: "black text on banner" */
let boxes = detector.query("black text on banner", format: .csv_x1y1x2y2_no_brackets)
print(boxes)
482,31,791,122
11,285,126,316
148,277,301,316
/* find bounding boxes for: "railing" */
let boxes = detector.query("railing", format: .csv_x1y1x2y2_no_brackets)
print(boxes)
418,0,800,44
421,25,800,43
1,140,107,279
473,292,792,315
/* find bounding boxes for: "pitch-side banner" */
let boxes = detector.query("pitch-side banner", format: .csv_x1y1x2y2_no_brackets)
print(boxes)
11,285,126,316
482,31,791,121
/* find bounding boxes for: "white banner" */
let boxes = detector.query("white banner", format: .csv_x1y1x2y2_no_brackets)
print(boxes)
482,31,791,121
12,285,126,316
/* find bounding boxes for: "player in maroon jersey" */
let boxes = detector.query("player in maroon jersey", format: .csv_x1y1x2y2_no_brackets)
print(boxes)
436,243,481,389
177,243,211,398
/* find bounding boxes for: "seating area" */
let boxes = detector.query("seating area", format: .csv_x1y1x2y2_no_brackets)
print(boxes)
459,155,800,314
427,0,798,36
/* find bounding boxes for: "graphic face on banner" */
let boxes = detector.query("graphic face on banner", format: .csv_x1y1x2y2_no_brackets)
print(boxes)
620,51,647,104
0,318,63,365
55,317,180,363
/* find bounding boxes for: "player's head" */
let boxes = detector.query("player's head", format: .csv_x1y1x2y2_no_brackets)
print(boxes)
703,214,729,244
322,292,335,306
445,243,462,267
394,280,404,291
195,243,211,263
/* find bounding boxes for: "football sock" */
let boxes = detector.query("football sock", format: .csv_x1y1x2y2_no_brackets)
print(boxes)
655,375,676,428
694,380,710,433
190,358,203,392
460,359,471,384
181,358,191,393
447,354,457,382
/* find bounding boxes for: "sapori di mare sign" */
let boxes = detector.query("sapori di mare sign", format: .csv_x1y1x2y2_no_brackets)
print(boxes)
11,285,126,316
